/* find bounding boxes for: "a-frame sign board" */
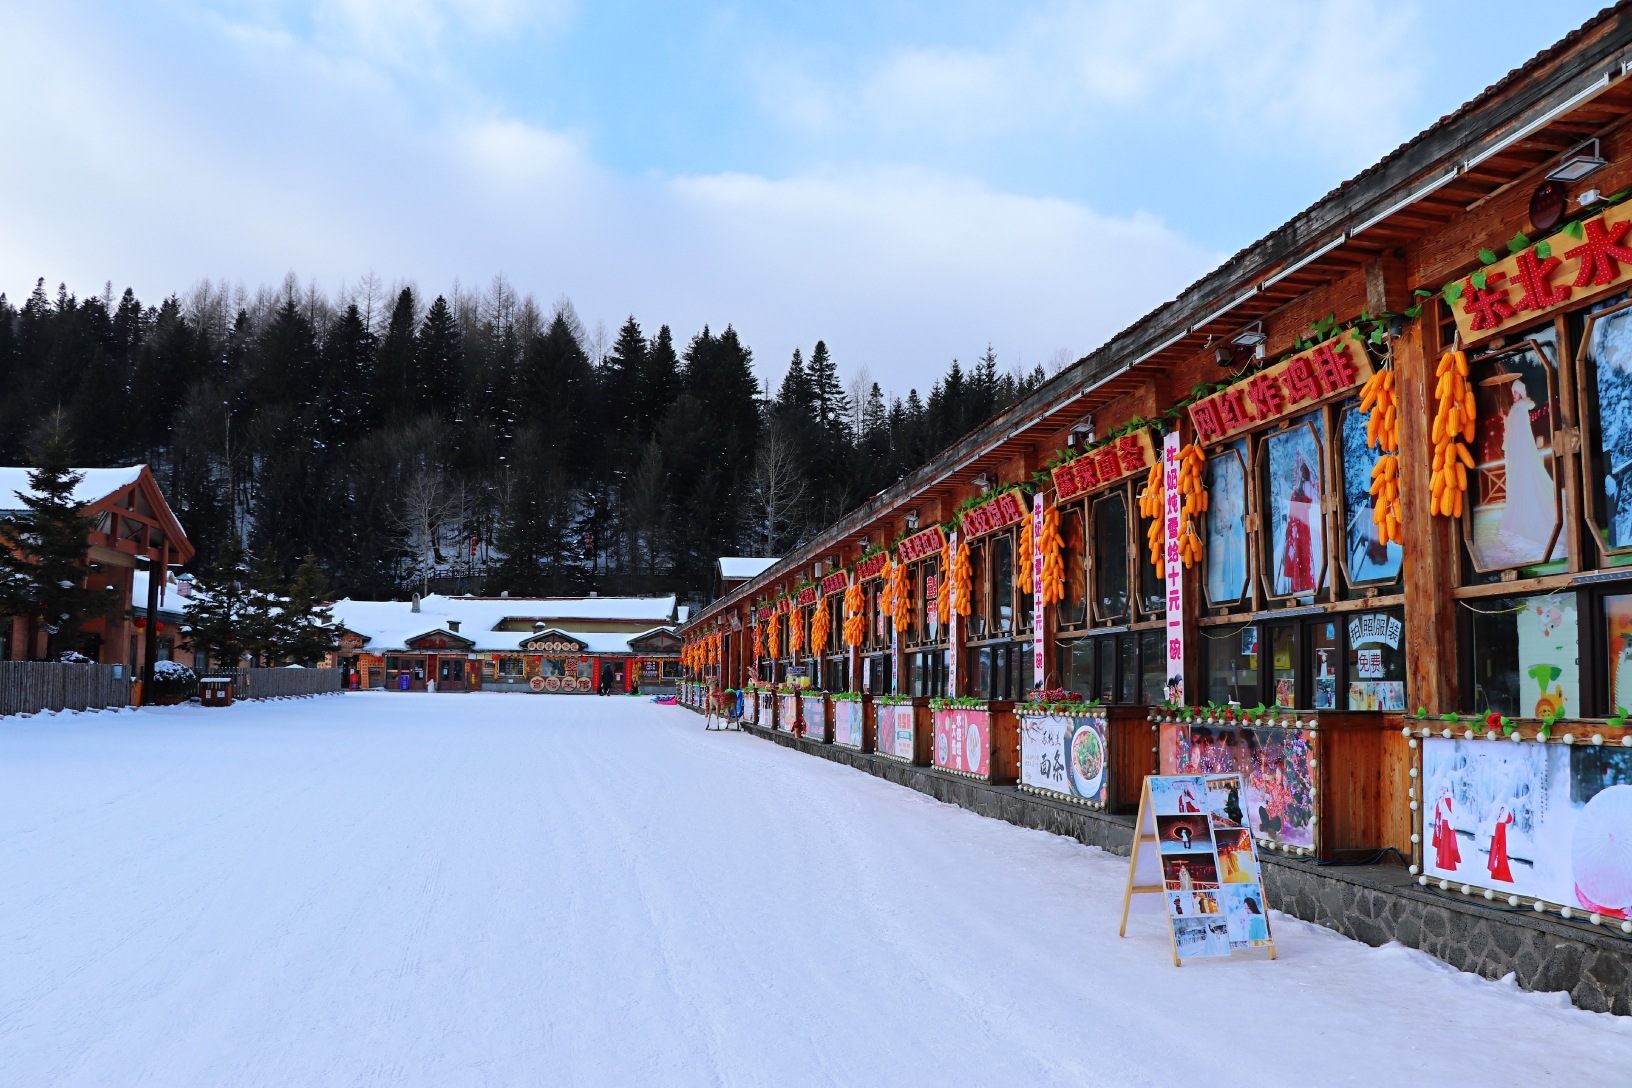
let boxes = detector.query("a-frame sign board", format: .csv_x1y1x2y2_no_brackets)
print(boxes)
1119,773,1277,965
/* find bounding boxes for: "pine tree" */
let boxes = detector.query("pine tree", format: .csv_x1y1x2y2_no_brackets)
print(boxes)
637,325,679,444
375,288,418,412
320,303,378,442
0,420,119,660
415,296,462,416
183,535,253,670
280,552,335,665
806,340,848,433
602,316,646,438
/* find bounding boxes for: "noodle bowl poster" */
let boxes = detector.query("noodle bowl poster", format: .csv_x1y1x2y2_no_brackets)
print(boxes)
1019,714,1108,804
1421,738,1632,916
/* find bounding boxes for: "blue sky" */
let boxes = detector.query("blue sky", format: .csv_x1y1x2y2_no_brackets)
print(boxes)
0,1,1607,397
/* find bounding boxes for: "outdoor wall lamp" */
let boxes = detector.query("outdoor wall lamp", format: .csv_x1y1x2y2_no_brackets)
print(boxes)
1232,321,1267,360
905,509,919,530
1547,138,1606,182
1066,417,1094,447
972,473,991,494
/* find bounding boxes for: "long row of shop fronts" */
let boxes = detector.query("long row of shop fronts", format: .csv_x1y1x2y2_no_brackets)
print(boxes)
336,627,683,693
679,10,1632,933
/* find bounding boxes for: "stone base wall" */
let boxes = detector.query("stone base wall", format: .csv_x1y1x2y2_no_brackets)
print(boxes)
737,722,1631,1015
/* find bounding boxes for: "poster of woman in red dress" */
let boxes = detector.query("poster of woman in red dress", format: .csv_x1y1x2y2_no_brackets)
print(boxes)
1267,417,1325,597
1432,787,1461,872
1486,804,1515,882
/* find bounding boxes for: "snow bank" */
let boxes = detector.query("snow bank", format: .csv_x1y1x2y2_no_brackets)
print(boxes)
1,694,1628,1086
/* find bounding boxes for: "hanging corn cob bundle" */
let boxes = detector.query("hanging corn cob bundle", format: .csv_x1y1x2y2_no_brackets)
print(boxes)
1040,504,1064,607
951,539,972,617
754,618,765,659
843,580,867,646
890,553,911,630
878,557,895,620
1176,444,1207,568
810,590,830,653
1016,509,1034,595
767,611,781,658
1432,350,1475,519
1360,364,1403,545
936,537,952,625
1139,460,1165,578
789,604,805,656
710,634,720,665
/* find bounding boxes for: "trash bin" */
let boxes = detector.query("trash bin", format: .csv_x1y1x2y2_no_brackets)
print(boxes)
200,676,234,707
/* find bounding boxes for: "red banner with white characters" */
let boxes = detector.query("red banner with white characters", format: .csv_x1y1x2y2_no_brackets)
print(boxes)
897,526,946,563
1053,431,1156,501
1187,331,1372,445
934,708,988,777
961,490,1027,537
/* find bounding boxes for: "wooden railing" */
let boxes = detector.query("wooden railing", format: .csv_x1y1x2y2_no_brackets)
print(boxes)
0,662,129,715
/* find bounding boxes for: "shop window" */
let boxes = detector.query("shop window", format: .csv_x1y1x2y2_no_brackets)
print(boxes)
1060,638,1093,696
1603,593,1632,711
971,646,993,699
661,660,681,680
1205,625,1258,706
1095,638,1116,703
1205,438,1250,607
1262,412,1327,600
385,655,400,671
1578,298,1632,561
991,533,1014,635
1060,507,1087,627
1136,496,1165,617
1338,399,1403,589
1267,625,1297,707
1466,593,1580,719
1345,610,1405,710
1092,491,1129,623
1139,630,1165,704
966,543,987,640
1311,619,1339,710
1118,635,1138,703
908,649,946,698
1464,333,1565,573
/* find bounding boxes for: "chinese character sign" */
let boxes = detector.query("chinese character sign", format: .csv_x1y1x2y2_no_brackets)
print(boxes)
1053,430,1157,501
946,530,959,698
1163,432,1186,705
1032,492,1045,688
1187,331,1372,444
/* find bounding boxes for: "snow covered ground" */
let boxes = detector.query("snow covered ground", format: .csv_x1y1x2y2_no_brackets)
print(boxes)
2,693,1629,1087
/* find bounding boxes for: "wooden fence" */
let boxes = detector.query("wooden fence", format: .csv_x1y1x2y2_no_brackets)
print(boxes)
0,662,129,715
205,667,345,700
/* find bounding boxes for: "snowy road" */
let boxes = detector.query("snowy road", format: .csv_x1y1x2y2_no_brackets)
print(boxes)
2,693,1629,1086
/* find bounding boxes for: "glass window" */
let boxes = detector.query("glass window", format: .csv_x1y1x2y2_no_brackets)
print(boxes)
1060,638,1093,696
1312,619,1339,709
1093,492,1129,623
1465,332,1564,572
385,655,400,671
1264,413,1327,599
970,646,993,699
1136,498,1165,616
1605,593,1632,712
1268,625,1297,707
1205,625,1258,706
991,534,1014,635
1140,630,1165,704
1096,638,1116,704
497,656,524,676
1345,610,1405,710
1339,399,1403,587
967,543,987,640
1205,438,1250,606
1060,507,1087,627
1119,635,1138,703
1580,301,1632,557
1467,594,1580,718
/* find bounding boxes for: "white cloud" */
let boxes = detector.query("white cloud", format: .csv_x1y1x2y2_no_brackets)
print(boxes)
0,2,1218,397
756,0,1423,172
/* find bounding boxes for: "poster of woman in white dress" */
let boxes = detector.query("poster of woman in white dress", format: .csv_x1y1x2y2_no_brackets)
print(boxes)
1205,439,1249,604
1267,417,1326,597
1468,346,1562,570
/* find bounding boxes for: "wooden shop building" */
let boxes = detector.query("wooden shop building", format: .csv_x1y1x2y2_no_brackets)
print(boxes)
679,3,1632,939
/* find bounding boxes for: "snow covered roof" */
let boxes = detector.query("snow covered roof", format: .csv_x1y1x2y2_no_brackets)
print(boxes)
0,466,144,512
717,557,779,580
329,594,680,654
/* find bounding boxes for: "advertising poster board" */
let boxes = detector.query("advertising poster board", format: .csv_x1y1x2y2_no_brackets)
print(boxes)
934,708,988,777
1020,714,1108,804
833,699,864,748
877,703,915,761
1032,493,1046,688
1164,725,1316,852
1422,737,1632,916
1122,774,1274,963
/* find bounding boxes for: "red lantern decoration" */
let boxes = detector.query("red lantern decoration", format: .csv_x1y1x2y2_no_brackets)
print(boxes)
133,616,146,630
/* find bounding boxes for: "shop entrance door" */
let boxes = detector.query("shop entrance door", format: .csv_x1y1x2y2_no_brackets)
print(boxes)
402,655,428,691
605,660,625,692
437,656,466,691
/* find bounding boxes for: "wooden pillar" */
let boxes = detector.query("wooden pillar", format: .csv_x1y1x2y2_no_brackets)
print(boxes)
1396,318,1458,714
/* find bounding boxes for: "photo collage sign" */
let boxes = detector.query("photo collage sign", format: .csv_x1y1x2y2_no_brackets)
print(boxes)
1151,774,1273,959
1161,725,1316,852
